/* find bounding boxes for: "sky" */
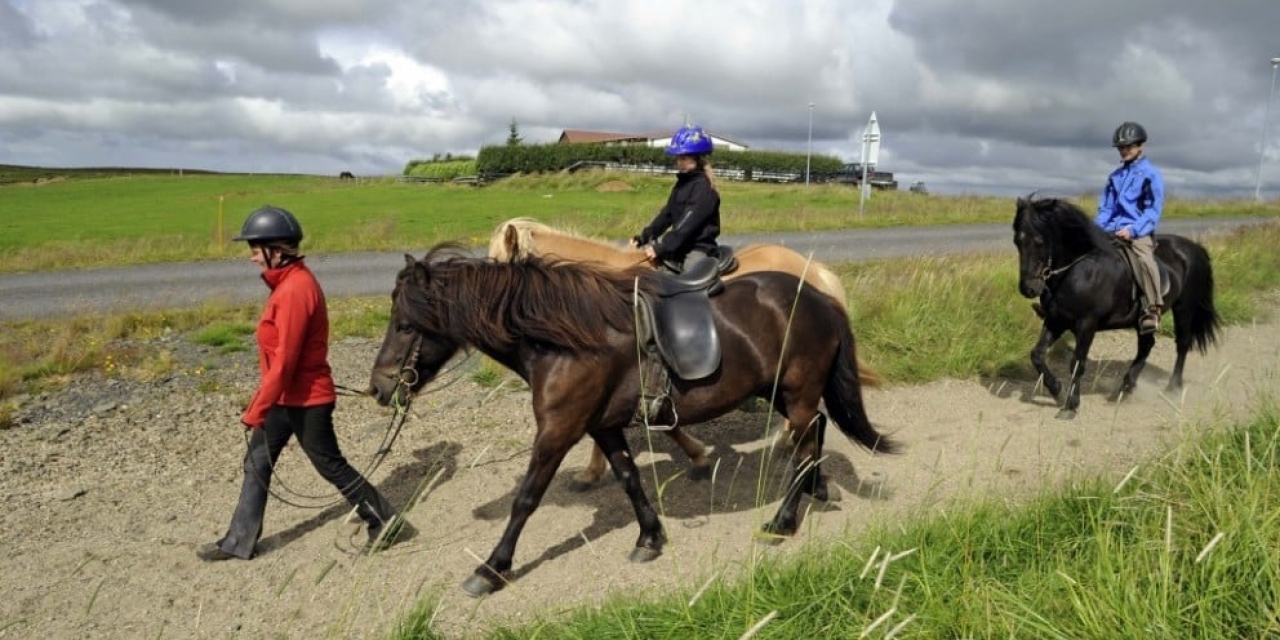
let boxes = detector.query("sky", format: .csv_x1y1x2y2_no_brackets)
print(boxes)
2,0,1279,197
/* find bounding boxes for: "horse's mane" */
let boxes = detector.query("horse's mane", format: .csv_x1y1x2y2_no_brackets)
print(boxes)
400,243,652,352
488,217,632,262
1018,195,1114,256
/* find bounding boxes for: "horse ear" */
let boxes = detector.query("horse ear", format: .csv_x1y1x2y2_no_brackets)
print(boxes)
503,224,520,259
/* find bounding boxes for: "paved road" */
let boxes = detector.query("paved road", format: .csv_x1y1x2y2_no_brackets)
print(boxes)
1,216,1270,320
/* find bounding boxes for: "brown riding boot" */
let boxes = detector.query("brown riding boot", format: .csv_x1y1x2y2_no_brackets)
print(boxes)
1139,305,1161,335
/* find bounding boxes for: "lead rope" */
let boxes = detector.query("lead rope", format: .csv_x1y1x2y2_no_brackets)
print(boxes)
241,339,476,510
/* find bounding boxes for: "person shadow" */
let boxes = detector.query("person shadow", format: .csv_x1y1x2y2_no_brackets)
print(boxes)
254,440,463,555
466,415,890,581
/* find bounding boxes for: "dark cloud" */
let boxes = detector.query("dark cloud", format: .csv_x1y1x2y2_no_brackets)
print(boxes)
1,0,1278,196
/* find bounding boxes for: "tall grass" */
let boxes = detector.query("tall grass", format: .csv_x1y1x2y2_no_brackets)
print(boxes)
392,397,1280,639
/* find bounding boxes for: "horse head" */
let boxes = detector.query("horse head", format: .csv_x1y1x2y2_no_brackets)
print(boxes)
368,252,461,406
1013,195,1051,298
487,218,538,262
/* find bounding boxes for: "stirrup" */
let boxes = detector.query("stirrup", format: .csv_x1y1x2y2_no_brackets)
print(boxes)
1138,313,1159,335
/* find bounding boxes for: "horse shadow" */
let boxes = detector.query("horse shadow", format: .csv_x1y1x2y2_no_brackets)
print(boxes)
467,413,889,580
982,341,1174,407
254,441,463,555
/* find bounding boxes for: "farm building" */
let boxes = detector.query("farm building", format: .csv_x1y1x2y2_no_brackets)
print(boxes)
557,129,749,152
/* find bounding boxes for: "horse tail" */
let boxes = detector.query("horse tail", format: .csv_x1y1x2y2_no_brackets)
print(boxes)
824,322,898,454
1183,241,1221,354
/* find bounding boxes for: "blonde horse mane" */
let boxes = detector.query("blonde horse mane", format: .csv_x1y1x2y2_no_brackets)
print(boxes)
488,217,645,268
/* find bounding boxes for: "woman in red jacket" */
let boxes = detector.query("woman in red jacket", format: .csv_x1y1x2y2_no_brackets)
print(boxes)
197,205,409,561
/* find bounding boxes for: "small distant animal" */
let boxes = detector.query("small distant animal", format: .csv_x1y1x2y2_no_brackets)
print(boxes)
339,171,355,180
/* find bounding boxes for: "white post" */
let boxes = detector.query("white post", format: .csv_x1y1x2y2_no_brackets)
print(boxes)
858,112,880,217
805,102,814,185
1254,57,1280,202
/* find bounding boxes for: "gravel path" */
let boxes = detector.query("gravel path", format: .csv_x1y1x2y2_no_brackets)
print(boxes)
1,293,1276,638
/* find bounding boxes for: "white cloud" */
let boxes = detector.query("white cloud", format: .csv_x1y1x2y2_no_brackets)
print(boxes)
1,0,1278,195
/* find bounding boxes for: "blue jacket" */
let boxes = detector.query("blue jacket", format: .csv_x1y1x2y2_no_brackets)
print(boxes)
1096,156,1164,238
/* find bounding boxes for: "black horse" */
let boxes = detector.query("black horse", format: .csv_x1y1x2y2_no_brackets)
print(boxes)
368,246,897,596
1013,195,1220,419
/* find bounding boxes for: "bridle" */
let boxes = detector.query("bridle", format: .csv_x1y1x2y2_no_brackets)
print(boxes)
1039,253,1088,281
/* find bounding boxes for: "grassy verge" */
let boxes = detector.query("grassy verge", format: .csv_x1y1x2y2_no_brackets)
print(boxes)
2,170,1274,273
436,396,1278,639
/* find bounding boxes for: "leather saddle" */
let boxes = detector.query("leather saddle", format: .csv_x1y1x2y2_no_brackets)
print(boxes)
635,255,725,381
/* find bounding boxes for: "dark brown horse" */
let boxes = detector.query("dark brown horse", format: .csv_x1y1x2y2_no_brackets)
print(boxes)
367,245,897,597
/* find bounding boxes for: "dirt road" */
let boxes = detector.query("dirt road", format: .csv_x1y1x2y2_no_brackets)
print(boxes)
1,299,1275,638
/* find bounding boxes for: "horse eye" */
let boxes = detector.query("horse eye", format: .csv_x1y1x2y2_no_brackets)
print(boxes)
1033,236,1045,246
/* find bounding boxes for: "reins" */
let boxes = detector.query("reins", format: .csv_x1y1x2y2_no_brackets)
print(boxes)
1040,253,1088,280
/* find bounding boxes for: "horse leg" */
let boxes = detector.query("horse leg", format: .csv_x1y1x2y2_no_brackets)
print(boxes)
1166,306,1194,391
570,445,610,491
1058,329,1096,420
668,428,712,479
763,411,826,540
1118,332,1156,398
461,428,577,598
572,429,710,490
590,428,666,562
1030,324,1064,399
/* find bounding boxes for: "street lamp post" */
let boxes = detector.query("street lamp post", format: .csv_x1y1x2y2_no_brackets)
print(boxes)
805,102,814,185
1254,57,1280,202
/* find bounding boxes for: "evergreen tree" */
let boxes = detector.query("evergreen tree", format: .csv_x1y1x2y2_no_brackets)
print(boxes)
506,118,524,146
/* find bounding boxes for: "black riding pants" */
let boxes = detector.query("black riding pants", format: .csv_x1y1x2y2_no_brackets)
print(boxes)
215,403,396,558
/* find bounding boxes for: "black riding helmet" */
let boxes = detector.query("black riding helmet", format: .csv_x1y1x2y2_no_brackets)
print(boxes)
233,205,303,244
1112,121,1148,148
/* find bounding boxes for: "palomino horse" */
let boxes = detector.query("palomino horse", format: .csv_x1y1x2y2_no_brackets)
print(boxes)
488,217,882,486
1013,196,1220,418
368,246,897,596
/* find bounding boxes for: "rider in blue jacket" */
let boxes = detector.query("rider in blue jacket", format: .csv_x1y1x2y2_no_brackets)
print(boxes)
1096,121,1166,334
632,124,721,273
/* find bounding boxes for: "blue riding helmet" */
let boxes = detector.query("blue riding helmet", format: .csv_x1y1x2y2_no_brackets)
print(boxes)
665,124,714,156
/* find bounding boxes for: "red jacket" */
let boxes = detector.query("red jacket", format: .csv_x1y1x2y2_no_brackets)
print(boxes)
241,260,336,428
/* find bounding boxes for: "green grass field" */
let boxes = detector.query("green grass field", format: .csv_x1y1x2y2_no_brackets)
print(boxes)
1,168,1274,273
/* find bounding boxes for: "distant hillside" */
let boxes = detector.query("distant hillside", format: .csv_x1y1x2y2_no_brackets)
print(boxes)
0,164,225,185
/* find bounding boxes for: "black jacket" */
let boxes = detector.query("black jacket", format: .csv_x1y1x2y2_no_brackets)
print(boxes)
638,169,720,262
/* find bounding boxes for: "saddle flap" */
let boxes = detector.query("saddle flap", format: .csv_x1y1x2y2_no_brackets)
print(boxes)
636,292,722,380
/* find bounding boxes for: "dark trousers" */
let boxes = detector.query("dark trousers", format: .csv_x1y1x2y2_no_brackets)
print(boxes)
215,404,396,558
658,249,711,275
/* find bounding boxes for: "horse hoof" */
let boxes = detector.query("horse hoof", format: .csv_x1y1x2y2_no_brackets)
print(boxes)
460,572,505,598
688,464,712,481
566,478,601,493
806,475,830,502
1055,409,1077,420
759,521,795,543
628,546,662,563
